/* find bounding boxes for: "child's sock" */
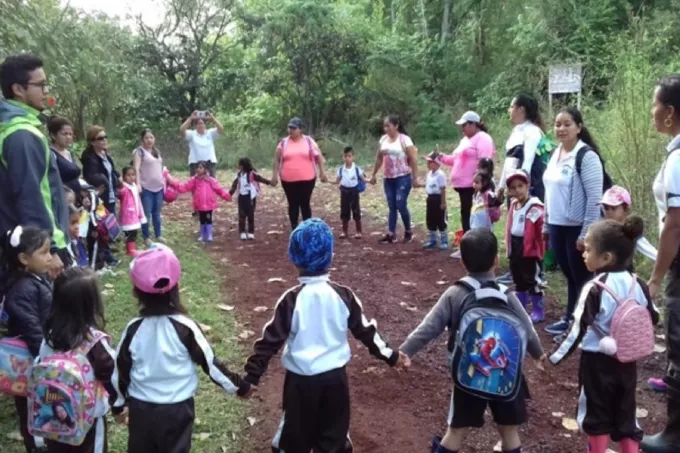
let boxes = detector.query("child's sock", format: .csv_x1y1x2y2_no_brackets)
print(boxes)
588,435,609,453
619,438,639,453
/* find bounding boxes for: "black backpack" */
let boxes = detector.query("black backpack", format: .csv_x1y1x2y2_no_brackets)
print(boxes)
574,146,613,193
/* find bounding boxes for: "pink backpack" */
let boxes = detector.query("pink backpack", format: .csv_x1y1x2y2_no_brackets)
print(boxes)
593,278,655,363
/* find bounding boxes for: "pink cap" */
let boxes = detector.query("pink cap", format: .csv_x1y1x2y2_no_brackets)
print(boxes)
506,169,529,185
600,185,631,207
129,244,181,294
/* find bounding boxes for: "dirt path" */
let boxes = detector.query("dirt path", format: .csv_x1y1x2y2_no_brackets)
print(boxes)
167,179,667,453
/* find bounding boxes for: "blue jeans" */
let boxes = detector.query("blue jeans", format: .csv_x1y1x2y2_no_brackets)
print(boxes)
548,224,593,318
141,189,164,239
383,174,412,234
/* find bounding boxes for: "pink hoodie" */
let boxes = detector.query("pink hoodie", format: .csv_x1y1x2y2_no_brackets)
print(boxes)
171,176,232,211
118,183,147,231
439,131,495,188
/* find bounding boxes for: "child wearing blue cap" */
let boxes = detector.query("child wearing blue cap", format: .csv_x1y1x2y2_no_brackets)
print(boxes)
241,218,408,453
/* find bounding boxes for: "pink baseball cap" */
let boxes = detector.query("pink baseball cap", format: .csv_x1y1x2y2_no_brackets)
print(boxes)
129,244,181,294
506,169,530,185
600,185,631,207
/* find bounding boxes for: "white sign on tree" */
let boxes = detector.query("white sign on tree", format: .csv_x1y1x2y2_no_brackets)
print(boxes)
548,63,583,115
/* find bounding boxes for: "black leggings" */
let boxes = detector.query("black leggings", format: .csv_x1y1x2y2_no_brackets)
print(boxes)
455,187,475,232
281,179,316,229
238,195,257,233
198,211,213,225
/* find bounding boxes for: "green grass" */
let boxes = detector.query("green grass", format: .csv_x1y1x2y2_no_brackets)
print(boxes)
0,222,247,453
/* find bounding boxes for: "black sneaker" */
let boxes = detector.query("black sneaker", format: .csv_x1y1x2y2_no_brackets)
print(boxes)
403,231,413,244
545,317,570,336
378,233,395,244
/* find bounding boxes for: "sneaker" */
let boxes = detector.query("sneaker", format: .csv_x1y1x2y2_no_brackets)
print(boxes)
240,233,247,240
450,250,461,259
378,233,395,244
545,317,571,336
403,231,413,244
648,377,668,393
496,272,513,285
144,238,153,247
246,233,255,240
155,236,166,244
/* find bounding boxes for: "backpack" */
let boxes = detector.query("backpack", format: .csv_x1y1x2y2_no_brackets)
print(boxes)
28,331,110,446
575,146,613,193
97,212,121,243
592,278,655,363
483,191,501,223
449,277,528,401
277,136,315,172
0,336,32,396
337,166,366,193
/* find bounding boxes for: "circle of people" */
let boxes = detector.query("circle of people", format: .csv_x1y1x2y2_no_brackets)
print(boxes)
0,53,678,453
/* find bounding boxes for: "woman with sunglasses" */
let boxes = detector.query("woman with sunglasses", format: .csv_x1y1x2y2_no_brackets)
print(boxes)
81,126,121,213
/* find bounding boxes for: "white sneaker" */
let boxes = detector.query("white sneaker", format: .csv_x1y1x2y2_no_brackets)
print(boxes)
450,250,461,259
246,233,255,240
240,233,247,240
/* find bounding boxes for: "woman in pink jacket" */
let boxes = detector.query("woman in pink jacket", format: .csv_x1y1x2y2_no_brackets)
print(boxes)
168,161,232,242
437,111,495,236
118,166,147,257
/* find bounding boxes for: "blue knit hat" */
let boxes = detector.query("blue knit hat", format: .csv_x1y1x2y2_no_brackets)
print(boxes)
288,218,334,273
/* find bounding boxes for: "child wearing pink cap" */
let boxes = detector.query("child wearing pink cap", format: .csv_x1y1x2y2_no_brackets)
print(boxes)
112,245,251,453
600,185,664,393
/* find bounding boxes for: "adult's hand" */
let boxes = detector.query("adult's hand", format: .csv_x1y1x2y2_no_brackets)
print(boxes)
320,174,328,183
191,110,199,120
48,253,64,280
369,175,377,185
576,239,585,253
542,232,549,243
497,188,505,203
270,175,279,187
648,277,662,301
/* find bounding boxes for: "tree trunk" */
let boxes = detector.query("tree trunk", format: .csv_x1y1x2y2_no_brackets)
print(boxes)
441,0,451,45
418,0,428,37
390,0,396,28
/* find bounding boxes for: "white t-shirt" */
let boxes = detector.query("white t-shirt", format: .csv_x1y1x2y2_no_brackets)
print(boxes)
653,134,680,234
185,128,219,164
425,169,447,195
543,145,580,226
338,164,363,188
510,200,534,237
379,134,414,178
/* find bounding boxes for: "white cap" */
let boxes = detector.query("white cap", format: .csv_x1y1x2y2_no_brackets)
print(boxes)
455,111,481,125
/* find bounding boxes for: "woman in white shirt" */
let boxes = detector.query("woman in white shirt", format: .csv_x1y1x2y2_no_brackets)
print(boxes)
180,110,224,177
643,74,680,453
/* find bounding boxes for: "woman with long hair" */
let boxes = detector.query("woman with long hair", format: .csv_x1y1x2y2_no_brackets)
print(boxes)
81,126,120,214
132,129,165,245
48,116,80,193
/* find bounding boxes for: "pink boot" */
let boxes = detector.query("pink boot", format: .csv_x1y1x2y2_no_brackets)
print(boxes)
619,438,639,453
588,435,609,453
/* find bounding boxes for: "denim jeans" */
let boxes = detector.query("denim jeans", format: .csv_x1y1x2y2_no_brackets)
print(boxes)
548,224,593,318
141,189,164,239
383,174,412,234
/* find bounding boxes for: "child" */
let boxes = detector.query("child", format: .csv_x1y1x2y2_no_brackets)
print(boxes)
168,161,232,242
477,157,496,191
67,205,88,268
64,187,76,207
400,228,546,453
505,170,545,323
38,267,117,452
80,175,119,270
111,245,249,453
469,170,501,230
118,166,147,257
1,226,53,453
423,151,448,249
550,217,660,453
332,147,365,239
228,157,271,241
241,218,406,453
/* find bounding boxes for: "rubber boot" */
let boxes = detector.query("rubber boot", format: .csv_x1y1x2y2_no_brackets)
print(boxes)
516,292,530,314
198,225,206,242
588,435,609,453
423,231,437,249
431,436,457,453
641,397,680,452
439,232,449,250
355,219,362,238
125,241,139,258
341,220,349,238
530,293,545,324
620,438,640,453
206,224,214,242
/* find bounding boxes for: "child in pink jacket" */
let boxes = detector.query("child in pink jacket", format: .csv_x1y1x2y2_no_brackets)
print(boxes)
169,160,232,242
119,166,147,257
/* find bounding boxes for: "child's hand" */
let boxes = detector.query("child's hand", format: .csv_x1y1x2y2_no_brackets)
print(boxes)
115,407,129,425
534,354,547,371
396,351,411,370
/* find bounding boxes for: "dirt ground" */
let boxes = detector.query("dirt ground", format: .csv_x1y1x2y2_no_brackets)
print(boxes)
166,180,668,453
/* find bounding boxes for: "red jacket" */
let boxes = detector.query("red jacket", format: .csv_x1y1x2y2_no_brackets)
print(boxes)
505,197,545,260
170,176,231,211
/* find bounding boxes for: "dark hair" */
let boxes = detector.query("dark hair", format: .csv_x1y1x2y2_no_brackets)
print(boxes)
47,116,72,142
68,204,79,217
134,285,187,317
88,173,108,190
470,121,488,133
657,75,680,119
587,217,644,271
385,115,407,135
51,402,75,428
513,94,545,131
0,226,50,272
477,158,494,176
196,161,209,172
473,170,494,193
139,128,160,158
0,54,44,99
460,229,497,273
122,166,135,178
557,107,600,153
238,157,254,173
44,268,106,351
343,146,354,155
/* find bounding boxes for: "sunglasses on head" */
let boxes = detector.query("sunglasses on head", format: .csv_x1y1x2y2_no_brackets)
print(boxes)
94,135,107,141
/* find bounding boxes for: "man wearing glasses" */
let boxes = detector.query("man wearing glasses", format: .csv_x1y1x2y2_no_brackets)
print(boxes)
0,54,69,281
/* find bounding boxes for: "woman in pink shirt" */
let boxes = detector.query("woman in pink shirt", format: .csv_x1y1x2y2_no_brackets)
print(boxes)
437,111,495,233
271,117,328,230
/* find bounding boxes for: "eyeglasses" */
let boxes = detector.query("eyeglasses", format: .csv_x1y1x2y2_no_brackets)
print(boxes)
26,81,50,92
94,135,107,141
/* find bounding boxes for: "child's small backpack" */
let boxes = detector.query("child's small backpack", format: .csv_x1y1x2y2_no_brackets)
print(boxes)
449,277,528,401
0,337,32,396
96,211,121,243
593,278,655,363
483,191,501,223
28,330,110,446
337,166,366,193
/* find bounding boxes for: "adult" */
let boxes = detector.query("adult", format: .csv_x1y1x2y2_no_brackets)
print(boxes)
542,107,603,336
180,110,224,177
0,53,68,452
643,74,680,453
498,93,546,202
369,115,421,244
271,117,328,230
133,128,165,245
81,125,120,214
48,115,80,193
436,111,495,236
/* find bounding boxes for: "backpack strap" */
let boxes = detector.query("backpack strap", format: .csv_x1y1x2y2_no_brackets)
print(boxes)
592,277,625,306
355,166,361,180
304,135,314,161
74,330,110,355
